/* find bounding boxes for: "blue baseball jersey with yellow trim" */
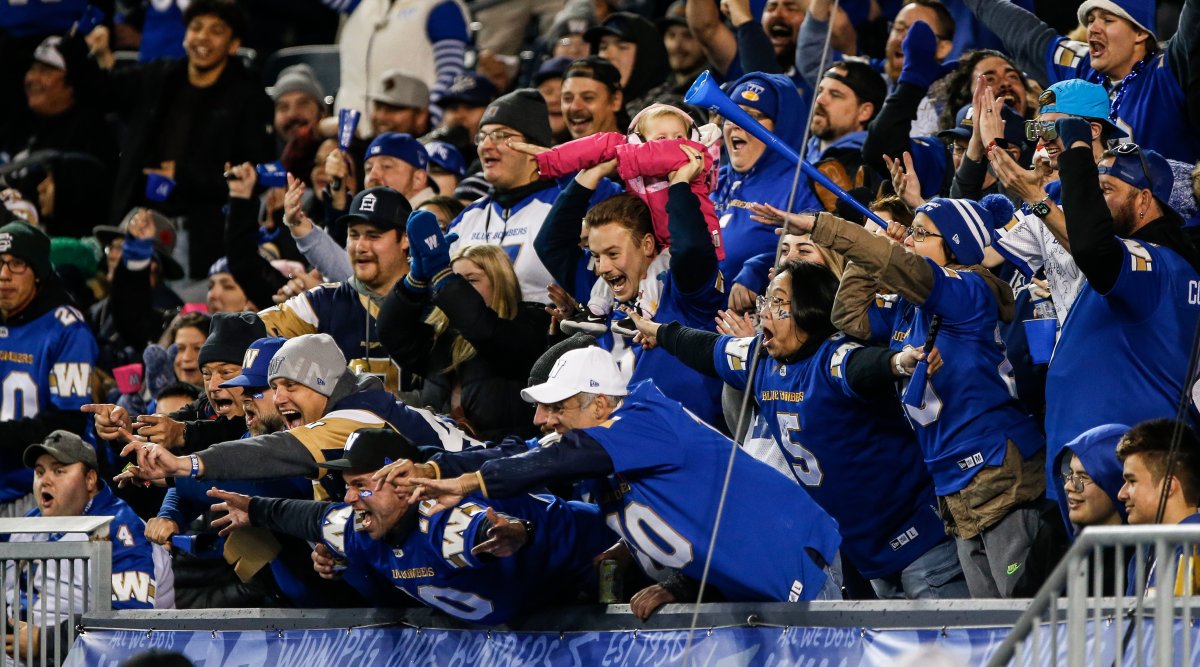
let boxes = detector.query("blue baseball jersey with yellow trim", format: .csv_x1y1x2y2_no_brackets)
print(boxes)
712,333,944,578
582,381,841,602
323,493,612,625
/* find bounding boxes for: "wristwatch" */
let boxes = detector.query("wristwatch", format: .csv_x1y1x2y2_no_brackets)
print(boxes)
1029,194,1052,218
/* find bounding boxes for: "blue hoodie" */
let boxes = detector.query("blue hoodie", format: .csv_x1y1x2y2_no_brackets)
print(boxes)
1053,423,1130,539
713,72,824,281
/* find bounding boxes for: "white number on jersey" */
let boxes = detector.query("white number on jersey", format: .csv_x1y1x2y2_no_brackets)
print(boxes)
608,501,694,570
776,412,823,486
116,524,135,547
414,585,495,621
902,378,944,426
1,371,38,420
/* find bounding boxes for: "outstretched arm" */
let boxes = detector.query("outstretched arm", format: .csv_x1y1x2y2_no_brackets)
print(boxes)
961,0,1058,84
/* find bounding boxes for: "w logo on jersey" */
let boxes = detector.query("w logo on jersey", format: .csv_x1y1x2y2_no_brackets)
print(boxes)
50,363,91,397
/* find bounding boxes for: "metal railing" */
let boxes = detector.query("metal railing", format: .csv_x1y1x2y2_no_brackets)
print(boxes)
0,517,113,667
987,524,1200,667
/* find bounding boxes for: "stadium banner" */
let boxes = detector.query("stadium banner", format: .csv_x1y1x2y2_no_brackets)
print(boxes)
65,624,1026,666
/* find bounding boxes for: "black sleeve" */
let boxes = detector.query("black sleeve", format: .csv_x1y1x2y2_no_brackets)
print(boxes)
478,431,614,498
861,82,927,179
843,346,901,399
735,21,784,74
376,282,437,377
180,416,249,454
109,263,166,346
248,496,332,543
1058,146,1124,294
666,183,719,294
323,195,349,247
432,278,551,377
430,437,537,478
949,154,989,200
962,0,1057,85
225,197,287,309
533,179,592,291
1166,0,1200,124
660,569,702,603
656,321,721,377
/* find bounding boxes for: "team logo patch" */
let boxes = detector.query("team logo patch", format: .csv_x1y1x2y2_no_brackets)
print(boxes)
359,193,377,212
0,233,11,253
739,83,765,103
345,432,360,451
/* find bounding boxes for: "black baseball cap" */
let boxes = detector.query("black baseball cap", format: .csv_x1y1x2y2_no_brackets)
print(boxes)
564,56,622,93
584,12,645,48
323,428,425,473
336,186,413,233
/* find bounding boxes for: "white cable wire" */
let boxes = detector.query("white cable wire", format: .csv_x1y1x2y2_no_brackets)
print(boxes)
680,3,842,664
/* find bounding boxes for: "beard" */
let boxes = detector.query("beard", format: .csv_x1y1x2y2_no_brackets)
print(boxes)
1111,193,1140,237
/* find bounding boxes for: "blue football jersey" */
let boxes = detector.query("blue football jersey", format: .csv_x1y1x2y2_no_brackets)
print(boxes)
712,333,945,579
871,262,1044,495
629,260,726,429
1046,240,1200,490
1043,40,1200,165
323,493,613,625
582,381,841,602
0,305,97,502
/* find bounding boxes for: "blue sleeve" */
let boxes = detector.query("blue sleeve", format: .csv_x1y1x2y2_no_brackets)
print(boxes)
867,296,901,343
908,137,948,199
733,252,773,292
48,318,98,412
431,437,537,478
426,1,470,42
711,335,755,391
478,432,615,498
922,262,997,324
156,488,186,527
1042,37,1090,86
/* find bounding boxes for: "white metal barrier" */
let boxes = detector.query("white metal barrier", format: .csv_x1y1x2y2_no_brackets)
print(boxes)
987,524,1200,667
0,517,113,667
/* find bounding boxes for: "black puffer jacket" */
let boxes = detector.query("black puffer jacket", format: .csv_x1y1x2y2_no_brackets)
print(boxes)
377,276,550,441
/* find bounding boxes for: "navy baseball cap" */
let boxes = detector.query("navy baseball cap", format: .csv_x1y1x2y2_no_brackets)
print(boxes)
366,132,429,171
220,336,287,390
336,186,413,233
424,140,467,178
730,77,780,121
532,56,573,87
938,103,1027,148
433,72,499,108
1099,143,1176,206
1037,80,1127,139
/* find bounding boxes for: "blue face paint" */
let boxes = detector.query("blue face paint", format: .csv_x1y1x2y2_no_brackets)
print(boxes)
358,489,374,499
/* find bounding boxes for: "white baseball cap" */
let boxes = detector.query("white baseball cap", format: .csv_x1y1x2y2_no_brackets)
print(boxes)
520,347,628,405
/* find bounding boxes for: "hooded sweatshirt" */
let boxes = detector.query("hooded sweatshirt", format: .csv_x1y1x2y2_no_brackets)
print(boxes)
615,16,670,119
713,72,824,281
1052,424,1130,539
536,104,724,259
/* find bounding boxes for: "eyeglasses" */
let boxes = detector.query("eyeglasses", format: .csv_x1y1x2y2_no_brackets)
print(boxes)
0,257,30,275
1113,142,1154,188
906,226,943,242
755,295,792,320
474,129,523,146
1062,472,1095,494
1024,119,1058,143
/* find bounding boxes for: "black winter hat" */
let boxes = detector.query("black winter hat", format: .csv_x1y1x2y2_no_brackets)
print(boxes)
479,89,553,148
198,312,268,367
0,221,52,278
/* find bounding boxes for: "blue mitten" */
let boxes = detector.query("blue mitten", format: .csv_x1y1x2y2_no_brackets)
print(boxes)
121,234,155,271
1054,117,1093,150
143,343,175,398
405,211,454,291
897,21,955,89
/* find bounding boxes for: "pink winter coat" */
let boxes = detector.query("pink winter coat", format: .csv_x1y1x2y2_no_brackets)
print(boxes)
535,105,725,260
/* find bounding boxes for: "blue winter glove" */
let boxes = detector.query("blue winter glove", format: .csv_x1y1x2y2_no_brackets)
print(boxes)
897,21,955,89
405,210,454,290
1054,117,1093,150
121,234,155,271
143,343,175,398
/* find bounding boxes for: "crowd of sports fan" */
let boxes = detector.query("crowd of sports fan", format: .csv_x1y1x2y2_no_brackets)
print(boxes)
0,0,1199,645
